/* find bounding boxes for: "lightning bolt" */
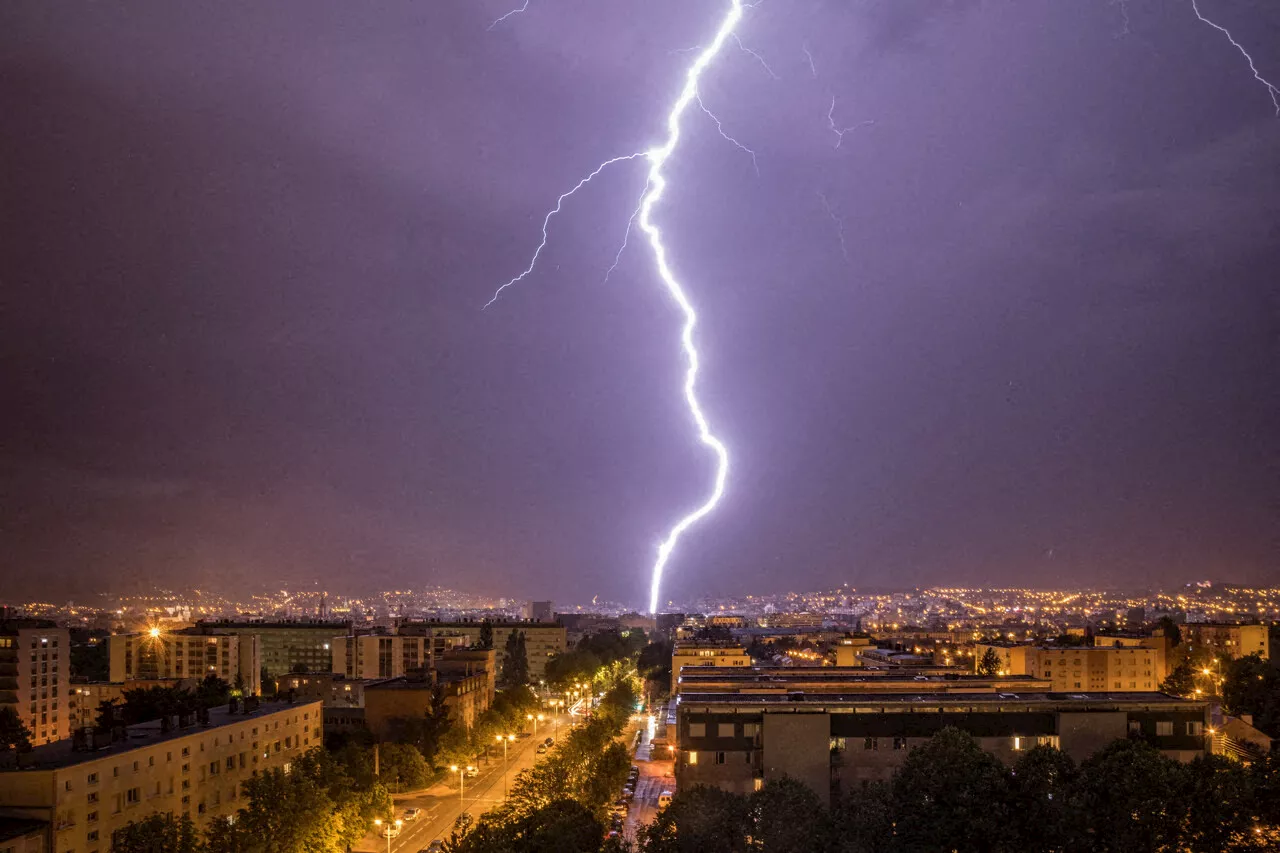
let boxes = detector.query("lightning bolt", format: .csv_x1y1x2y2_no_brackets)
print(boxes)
486,2,746,615
818,191,850,264
802,41,818,78
488,0,531,31
827,96,874,149
733,33,780,80
1189,0,1280,115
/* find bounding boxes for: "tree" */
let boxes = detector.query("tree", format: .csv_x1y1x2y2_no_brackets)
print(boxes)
1006,745,1080,852
450,798,605,853
70,638,110,681
1180,754,1259,853
112,812,203,853
887,728,1012,853
641,785,750,853
1160,661,1197,697
977,647,1002,676
260,666,277,696
1154,615,1182,648
1223,653,1280,736
0,706,32,768
746,777,832,853
379,742,432,790
831,782,894,853
501,630,531,690
1072,738,1186,853
479,620,494,650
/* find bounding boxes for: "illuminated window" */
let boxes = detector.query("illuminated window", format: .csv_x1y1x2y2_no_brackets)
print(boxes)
687,751,698,765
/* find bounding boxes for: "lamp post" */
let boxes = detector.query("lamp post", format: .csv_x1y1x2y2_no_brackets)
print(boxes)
496,734,515,796
526,713,543,738
372,818,402,853
450,765,475,811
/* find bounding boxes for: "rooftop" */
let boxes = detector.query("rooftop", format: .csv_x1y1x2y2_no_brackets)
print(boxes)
677,670,1045,685
0,817,47,841
2,699,321,772
676,691,1203,709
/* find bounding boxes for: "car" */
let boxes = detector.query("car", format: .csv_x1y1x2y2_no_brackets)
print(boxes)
465,766,479,778
517,731,533,739
536,744,547,754
381,824,402,839
402,808,422,822
630,765,640,775
544,737,554,746
614,797,630,807
420,843,446,853
658,790,674,809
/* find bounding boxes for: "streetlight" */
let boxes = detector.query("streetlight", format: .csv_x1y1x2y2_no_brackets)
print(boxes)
372,818,402,853
449,764,476,811
496,734,516,796
526,713,543,738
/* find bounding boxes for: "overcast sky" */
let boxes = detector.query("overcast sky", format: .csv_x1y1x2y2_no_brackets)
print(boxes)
2,0,1277,607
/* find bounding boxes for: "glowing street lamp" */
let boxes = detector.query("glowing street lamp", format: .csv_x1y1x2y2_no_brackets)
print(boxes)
372,818,402,853
449,765,475,810
496,734,516,796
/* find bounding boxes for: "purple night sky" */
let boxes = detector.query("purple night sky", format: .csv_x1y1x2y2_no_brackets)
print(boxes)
2,0,1277,606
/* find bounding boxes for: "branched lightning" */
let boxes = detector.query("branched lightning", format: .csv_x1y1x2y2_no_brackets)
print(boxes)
602,203,642,285
827,96,874,149
696,92,760,176
487,2,747,614
817,191,850,264
802,41,818,78
483,153,646,309
488,0,531,31
1189,0,1280,115
733,33,780,80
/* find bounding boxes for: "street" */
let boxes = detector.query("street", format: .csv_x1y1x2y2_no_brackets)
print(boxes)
353,725,556,852
624,713,674,841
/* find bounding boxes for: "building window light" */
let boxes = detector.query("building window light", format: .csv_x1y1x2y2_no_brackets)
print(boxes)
687,751,698,765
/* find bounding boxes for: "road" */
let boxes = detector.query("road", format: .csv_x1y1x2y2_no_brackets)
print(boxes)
354,721,566,853
624,713,674,841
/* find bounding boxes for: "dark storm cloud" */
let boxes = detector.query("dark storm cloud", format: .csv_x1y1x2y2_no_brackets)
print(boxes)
1,0,1276,604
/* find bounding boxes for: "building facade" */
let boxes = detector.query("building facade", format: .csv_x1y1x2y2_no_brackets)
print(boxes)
671,642,752,693
191,620,350,678
0,700,322,853
974,643,1166,692
107,634,260,695
398,621,565,682
1,622,72,748
329,634,432,680
1181,623,1270,661
675,691,1209,800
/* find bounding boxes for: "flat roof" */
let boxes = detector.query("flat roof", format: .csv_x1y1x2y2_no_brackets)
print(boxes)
676,691,1203,709
0,818,47,841
3,700,321,772
677,671,1045,684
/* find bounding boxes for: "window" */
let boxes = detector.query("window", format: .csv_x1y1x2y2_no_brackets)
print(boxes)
893,737,907,751
742,723,758,737
1013,737,1023,751
1128,721,1142,735
226,756,236,770
717,723,735,738
863,737,877,751
686,751,698,765
87,772,98,785
126,787,141,805
87,830,99,842
87,811,98,823
1187,721,1204,736
87,792,98,804
688,723,706,738
1156,721,1173,736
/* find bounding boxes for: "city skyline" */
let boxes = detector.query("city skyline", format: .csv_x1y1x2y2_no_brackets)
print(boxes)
3,1,1277,604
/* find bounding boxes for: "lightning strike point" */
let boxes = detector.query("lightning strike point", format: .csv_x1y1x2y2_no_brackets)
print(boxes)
1189,0,1280,115
484,152,647,309
827,96,874,149
488,0,531,30
696,92,760,176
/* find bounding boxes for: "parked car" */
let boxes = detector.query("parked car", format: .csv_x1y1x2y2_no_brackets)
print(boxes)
544,737,554,746
517,731,533,739
465,766,479,777
381,824,402,839
536,744,548,754
402,808,422,822
658,790,674,809
420,842,446,853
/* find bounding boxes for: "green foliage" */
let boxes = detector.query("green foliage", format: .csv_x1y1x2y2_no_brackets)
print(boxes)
479,620,494,649
1161,661,1198,697
1223,653,1280,736
977,646,1003,676
112,812,204,853
1155,615,1182,648
449,798,605,853
379,741,432,790
1005,745,1079,852
384,684,453,765
70,639,110,681
641,785,750,853
501,630,531,690
746,777,832,853
0,706,32,762
1073,738,1188,852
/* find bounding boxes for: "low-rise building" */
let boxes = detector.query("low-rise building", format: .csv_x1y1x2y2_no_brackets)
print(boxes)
0,699,321,853
0,818,46,853
672,642,752,693
675,690,1209,800
108,633,260,695
278,673,364,708
398,621,565,682
363,671,492,739
974,643,1166,692
1,621,72,748
1181,623,1269,661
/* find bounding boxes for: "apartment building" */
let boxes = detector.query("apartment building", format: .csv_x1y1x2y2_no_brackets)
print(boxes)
398,621,565,682
675,667,1051,696
1,622,72,748
190,620,350,677
107,633,260,695
364,671,491,737
1181,623,1270,661
671,642,752,693
974,643,1166,692
329,634,432,680
0,700,322,853
0,819,45,853
675,690,1208,800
